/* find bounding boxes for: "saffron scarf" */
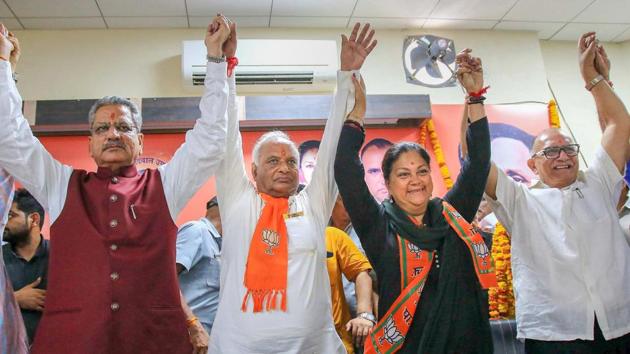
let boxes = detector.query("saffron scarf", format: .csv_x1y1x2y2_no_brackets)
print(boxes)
241,193,289,312
365,199,496,354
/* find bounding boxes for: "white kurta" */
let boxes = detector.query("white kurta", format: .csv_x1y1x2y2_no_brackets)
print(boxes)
211,71,357,354
488,146,630,341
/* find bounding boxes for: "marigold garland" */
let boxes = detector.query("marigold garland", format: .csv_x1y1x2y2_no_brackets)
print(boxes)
548,99,560,128
418,121,429,147
425,119,454,190
488,223,515,319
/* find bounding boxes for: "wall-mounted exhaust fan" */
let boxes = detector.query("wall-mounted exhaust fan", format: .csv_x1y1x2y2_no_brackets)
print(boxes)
403,35,456,88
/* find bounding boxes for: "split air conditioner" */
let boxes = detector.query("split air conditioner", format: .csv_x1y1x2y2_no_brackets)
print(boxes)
182,39,338,93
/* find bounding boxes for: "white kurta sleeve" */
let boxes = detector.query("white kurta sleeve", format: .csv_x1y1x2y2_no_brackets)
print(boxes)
587,144,624,201
304,70,355,224
215,74,255,216
160,62,229,220
486,168,523,232
0,61,72,223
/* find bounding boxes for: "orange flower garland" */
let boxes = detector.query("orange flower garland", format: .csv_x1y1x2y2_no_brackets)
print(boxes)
488,223,515,319
425,119,454,190
418,121,429,147
548,99,560,128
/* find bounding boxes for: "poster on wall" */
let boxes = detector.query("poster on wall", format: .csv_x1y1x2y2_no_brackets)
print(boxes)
35,103,549,234
296,103,549,204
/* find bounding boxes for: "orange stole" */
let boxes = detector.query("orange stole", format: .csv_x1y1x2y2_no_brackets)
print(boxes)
365,201,496,354
241,193,289,312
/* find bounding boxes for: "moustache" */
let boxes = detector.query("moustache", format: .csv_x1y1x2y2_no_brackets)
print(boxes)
103,141,126,150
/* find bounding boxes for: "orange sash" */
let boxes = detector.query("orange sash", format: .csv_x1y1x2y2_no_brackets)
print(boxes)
365,201,496,354
241,193,289,312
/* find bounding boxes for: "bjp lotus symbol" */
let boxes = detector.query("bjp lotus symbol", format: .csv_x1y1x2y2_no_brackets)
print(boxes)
262,229,280,255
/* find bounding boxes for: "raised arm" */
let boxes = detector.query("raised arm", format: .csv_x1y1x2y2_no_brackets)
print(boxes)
334,50,390,265
306,23,377,223
160,16,231,220
214,21,255,216
0,24,71,222
444,49,491,222
579,32,630,171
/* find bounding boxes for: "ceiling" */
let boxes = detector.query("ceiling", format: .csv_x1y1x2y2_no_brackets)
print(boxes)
1,0,629,42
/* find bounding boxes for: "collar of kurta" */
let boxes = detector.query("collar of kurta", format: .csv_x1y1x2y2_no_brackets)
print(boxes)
96,165,139,179
529,170,586,190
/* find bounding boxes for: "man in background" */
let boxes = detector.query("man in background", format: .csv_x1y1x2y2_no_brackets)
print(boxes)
360,138,392,203
2,189,48,344
325,226,374,354
177,197,222,335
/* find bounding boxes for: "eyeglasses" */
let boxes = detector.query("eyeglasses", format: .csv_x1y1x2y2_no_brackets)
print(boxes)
91,122,137,136
532,144,580,159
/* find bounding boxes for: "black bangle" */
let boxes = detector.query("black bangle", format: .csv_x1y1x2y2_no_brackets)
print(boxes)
12,72,17,83
467,95,486,105
344,119,365,133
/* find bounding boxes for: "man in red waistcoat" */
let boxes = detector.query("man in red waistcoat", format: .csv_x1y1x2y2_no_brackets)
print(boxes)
0,15,233,353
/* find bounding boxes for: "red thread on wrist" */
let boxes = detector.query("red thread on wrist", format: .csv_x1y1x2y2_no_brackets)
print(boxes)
227,57,239,77
468,86,489,98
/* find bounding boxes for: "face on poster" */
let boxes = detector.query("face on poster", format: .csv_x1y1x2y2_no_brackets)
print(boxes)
36,103,549,232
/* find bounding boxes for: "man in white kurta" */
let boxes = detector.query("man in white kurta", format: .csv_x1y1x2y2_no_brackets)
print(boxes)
485,33,630,351
210,24,376,354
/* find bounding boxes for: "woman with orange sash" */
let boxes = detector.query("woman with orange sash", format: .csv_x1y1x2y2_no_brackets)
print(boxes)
334,49,496,354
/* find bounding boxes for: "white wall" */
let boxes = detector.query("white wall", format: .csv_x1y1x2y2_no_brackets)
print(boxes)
540,39,630,163
13,27,550,103
10,25,630,158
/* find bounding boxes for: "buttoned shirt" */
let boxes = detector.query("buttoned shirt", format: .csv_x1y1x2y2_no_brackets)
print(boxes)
209,70,357,354
488,145,630,341
2,236,49,343
176,217,222,333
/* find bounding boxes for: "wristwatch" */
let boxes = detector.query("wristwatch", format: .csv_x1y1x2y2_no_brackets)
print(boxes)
357,312,376,325
207,54,226,63
585,74,604,91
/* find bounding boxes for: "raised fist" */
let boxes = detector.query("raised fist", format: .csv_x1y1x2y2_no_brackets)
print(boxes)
456,49,484,94
0,23,14,63
205,14,231,57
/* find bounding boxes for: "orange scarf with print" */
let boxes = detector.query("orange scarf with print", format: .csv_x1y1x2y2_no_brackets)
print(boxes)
241,193,289,312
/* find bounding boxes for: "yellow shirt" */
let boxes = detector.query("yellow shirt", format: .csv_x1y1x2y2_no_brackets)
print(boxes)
325,227,372,354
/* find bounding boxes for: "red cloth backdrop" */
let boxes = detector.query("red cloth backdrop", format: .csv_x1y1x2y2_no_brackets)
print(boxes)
35,103,548,237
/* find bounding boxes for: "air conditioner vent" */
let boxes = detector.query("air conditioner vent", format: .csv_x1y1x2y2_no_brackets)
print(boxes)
183,39,336,93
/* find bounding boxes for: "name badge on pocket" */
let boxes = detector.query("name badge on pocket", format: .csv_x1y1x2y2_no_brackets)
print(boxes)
284,211,304,219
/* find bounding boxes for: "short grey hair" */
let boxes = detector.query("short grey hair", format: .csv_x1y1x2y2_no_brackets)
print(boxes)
88,96,142,131
252,131,299,166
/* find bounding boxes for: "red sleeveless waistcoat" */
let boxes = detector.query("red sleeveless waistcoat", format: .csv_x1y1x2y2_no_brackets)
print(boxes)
31,166,192,354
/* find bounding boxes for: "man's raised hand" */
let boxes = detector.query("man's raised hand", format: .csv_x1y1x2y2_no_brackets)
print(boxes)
578,32,600,84
8,32,20,71
223,21,237,59
0,23,14,63
341,23,377,71
205,14,231,57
